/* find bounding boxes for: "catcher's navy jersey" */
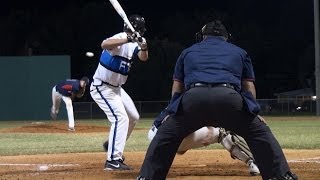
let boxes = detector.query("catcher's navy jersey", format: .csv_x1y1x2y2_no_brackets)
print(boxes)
56,79,81,97
173,36,255,91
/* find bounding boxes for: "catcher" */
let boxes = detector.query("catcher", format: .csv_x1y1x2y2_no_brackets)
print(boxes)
51,76,89,131
147,92,261,176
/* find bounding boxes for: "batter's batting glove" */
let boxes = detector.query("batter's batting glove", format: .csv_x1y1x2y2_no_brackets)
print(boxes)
127,34,134,42
138,37,147,50
127,31,141,42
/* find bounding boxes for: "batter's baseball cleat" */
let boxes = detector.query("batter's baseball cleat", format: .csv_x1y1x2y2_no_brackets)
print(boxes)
104,159,131,171
68,127,75,132
247,159,260,176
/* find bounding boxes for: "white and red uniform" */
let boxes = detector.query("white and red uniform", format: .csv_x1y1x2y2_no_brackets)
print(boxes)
90,32,141,161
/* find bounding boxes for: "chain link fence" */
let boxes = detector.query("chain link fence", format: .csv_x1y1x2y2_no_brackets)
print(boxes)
73,98,316,119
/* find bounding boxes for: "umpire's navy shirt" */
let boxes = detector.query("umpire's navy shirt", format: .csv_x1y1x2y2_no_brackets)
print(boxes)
56,79,81,97
173,36,255,91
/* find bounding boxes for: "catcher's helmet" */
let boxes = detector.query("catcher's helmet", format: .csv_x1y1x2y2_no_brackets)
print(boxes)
123,14,146,36
195,20,229,42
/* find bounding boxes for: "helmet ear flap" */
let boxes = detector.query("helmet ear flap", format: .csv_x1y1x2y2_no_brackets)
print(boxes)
201,20,228,39
195,31,203,43
195,24,207,43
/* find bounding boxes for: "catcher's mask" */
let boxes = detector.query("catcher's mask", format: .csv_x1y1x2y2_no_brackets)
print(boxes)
195,20,230,43
123,14,146,36
80,76,90,86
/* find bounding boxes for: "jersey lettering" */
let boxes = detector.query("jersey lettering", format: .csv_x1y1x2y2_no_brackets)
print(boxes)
119,61,131,72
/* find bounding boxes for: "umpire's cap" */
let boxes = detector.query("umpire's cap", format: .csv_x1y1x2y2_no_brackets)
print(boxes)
80,76,90,86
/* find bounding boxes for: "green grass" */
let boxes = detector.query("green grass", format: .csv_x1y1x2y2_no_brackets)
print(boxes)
0,116,319,156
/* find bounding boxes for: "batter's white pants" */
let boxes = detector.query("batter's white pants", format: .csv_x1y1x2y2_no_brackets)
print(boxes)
90,84,139,161
51,86,75,129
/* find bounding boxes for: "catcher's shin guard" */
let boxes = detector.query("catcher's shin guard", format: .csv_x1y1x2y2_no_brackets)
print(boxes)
219,128,260,175
218,128,254,163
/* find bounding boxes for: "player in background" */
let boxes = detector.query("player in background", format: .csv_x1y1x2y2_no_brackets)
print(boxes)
51,76,89,131
147,92,260,176
90,14,148,171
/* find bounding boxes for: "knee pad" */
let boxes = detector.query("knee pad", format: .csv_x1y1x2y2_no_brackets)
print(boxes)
147,125,157,141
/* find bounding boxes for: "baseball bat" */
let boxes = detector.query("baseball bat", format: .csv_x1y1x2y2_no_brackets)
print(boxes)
108,0,136,33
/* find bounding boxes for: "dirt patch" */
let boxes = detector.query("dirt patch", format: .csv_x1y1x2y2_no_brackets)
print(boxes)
1,122,145,133
1,122,107,133
1,123,319,179
0,150,319,180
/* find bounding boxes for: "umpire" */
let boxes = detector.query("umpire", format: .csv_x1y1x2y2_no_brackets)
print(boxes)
137,20,297,180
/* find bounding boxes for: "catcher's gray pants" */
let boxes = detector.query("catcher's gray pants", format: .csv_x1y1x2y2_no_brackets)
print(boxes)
138,86,290,180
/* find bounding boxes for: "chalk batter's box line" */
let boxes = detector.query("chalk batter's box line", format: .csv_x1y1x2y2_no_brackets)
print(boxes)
0,163,80,167
288,157,320,164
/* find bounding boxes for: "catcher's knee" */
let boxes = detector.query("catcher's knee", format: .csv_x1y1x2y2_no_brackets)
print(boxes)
201,127,220,146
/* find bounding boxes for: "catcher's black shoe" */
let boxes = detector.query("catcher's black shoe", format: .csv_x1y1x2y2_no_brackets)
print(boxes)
104,159,131,171
103,140,108,152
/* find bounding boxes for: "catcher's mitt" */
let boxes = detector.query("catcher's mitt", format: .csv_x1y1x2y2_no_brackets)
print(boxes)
75,87,85,98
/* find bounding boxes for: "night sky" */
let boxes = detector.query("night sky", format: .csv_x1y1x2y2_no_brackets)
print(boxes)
0,0,316,100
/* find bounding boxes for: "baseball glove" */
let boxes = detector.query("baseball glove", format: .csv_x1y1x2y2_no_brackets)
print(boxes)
75,87,86,98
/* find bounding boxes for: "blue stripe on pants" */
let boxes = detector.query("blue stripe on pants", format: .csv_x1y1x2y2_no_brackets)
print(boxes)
96,86,118,160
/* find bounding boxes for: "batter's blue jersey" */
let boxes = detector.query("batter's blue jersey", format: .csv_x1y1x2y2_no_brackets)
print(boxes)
56,79,81,97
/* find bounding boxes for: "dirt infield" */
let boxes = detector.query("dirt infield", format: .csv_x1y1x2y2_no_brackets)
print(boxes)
1,123,320,179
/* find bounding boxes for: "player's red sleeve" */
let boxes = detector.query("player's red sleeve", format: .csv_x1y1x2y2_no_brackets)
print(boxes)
62,85,73,91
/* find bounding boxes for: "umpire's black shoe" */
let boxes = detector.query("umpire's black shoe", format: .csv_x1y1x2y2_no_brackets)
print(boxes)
269,171,298,180
104,159,131,171
137,176,149,180
103,140,108,152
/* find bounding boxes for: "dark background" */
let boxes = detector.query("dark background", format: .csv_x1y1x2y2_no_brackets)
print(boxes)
0,0,316,100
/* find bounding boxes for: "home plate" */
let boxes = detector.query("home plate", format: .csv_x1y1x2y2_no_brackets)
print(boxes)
31,122,46,125
37,165,49,171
